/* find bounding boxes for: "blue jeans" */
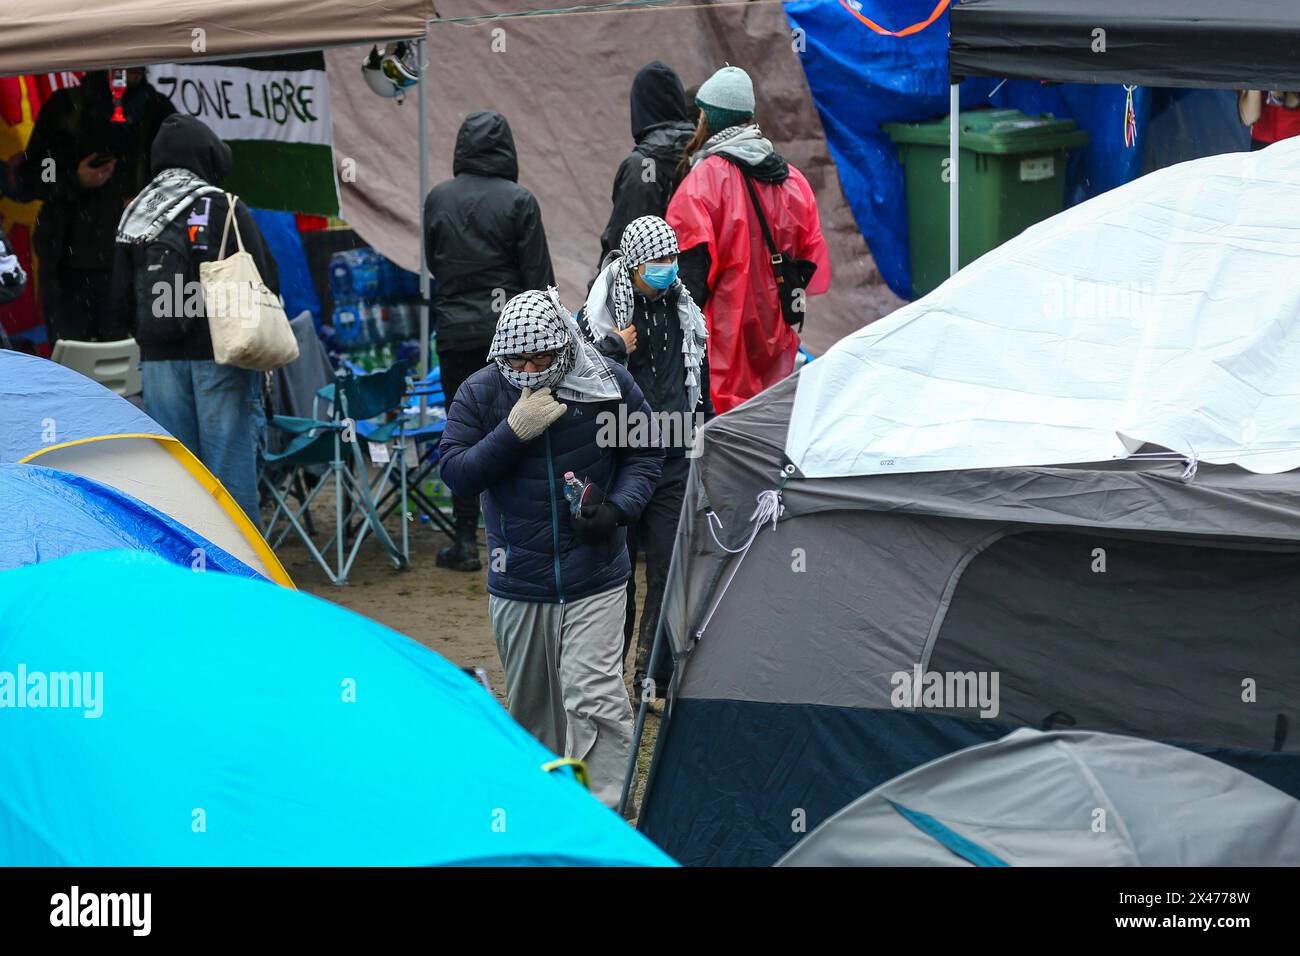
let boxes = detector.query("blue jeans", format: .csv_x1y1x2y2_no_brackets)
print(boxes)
142,360,265,527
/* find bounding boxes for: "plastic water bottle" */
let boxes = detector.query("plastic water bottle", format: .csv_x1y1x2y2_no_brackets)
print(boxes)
328,253,354,301
369,301,390,344
563,471,586,518
332,299,365,351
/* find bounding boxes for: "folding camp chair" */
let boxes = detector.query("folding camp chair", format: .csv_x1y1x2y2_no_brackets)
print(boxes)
261,362,411,585
374,366,455,538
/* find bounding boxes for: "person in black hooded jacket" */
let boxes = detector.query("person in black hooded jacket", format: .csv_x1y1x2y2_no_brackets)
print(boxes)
111,113,280,527
596,62,695,271
19,69,175,344
424,110,555,572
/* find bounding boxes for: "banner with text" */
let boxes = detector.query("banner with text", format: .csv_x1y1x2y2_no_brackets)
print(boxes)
150,53,339,216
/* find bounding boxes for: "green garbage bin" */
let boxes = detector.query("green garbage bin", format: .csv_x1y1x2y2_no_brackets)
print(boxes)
884,109,1089,299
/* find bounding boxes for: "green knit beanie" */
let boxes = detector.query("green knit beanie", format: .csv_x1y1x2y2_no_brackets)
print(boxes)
699,103,752,135
696,66,755,134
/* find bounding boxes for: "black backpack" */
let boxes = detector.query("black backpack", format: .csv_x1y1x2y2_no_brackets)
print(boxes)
131,212,200,345
741,173,818,332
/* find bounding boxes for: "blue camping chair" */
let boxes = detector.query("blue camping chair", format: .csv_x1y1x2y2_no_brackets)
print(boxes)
261,362,411,584
375,366,454,538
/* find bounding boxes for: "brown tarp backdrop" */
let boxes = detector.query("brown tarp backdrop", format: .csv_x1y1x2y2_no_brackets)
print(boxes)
326,0,902,353
0,0,433,76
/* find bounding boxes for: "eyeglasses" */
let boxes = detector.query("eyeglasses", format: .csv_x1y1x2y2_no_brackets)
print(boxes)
506,351,557,372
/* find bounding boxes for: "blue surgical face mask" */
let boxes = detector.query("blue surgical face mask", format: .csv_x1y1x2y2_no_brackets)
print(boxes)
640,261,678,290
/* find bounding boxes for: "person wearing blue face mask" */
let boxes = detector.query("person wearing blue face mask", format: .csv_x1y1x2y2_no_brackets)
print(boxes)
578,215,713,709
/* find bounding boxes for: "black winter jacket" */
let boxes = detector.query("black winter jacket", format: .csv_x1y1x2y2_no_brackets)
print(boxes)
438,360,664,603
577,284,714,458
423,112,555,353
110,114,280,362
20,73,175,274
598,62,694,268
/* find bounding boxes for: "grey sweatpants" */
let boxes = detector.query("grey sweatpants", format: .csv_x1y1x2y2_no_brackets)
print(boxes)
488,585,633,808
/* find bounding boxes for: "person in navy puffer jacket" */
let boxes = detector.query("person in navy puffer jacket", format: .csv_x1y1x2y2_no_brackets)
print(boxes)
438,287,663,809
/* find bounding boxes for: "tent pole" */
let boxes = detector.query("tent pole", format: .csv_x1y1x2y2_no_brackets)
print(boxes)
619,610,670,818
949,81,960,277
417,33,430,427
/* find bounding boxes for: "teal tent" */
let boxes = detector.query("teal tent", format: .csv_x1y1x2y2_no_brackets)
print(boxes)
0,550,673,866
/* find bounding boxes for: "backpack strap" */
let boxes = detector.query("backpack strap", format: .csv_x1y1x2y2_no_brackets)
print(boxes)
741,172,783,270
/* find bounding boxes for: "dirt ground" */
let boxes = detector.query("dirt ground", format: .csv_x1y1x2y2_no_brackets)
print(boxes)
277,500,660,813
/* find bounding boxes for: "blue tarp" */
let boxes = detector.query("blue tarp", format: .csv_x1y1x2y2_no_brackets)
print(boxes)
0,550,675,866
0,349,168,463
250,208,323,330
785,0,1157,299
0,464,260,578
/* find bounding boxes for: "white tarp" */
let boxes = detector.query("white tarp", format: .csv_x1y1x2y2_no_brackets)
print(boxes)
787,136,1300,479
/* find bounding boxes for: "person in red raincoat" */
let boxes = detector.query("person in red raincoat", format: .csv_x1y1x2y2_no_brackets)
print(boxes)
667,66,830,413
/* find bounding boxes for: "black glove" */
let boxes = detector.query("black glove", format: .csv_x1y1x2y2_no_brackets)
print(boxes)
572,482,621,544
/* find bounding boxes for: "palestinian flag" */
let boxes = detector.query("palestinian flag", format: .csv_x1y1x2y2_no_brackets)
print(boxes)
150,53,339,216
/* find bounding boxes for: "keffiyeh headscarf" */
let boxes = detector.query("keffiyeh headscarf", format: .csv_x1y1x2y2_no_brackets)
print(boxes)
489,287,621,402
581,216,709,410
117,168,223,244
608,215,680,330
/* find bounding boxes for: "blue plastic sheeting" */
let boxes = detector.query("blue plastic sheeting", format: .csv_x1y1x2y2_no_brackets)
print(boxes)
249,208,323,329
0,550,676,866
0,350,168,463
0,464,260,579
785,0,1155,300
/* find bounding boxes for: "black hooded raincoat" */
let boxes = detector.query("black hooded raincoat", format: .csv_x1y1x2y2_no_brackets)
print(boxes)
422,111,555,353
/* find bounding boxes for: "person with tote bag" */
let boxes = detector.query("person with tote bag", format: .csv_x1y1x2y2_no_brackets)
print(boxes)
111,114,289,526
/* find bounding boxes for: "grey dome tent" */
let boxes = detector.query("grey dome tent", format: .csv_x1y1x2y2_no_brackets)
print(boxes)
777,729,1300,867
634,140,1300,866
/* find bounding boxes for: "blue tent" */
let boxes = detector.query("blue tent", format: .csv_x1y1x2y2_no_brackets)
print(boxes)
0,464,260,578
0,550,674,866
0,350,291,585
0,351,161,464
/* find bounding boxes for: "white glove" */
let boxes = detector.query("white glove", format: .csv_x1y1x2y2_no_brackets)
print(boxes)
507,386,567,441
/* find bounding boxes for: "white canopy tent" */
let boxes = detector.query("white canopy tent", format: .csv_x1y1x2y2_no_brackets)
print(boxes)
0,0,440,389
0,2,433,77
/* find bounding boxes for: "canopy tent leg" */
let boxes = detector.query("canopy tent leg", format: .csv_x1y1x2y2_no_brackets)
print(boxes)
949,81,960,278
619,610,670,818
417,34,430,427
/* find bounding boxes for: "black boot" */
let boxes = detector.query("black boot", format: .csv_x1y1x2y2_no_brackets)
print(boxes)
436,517,482,572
